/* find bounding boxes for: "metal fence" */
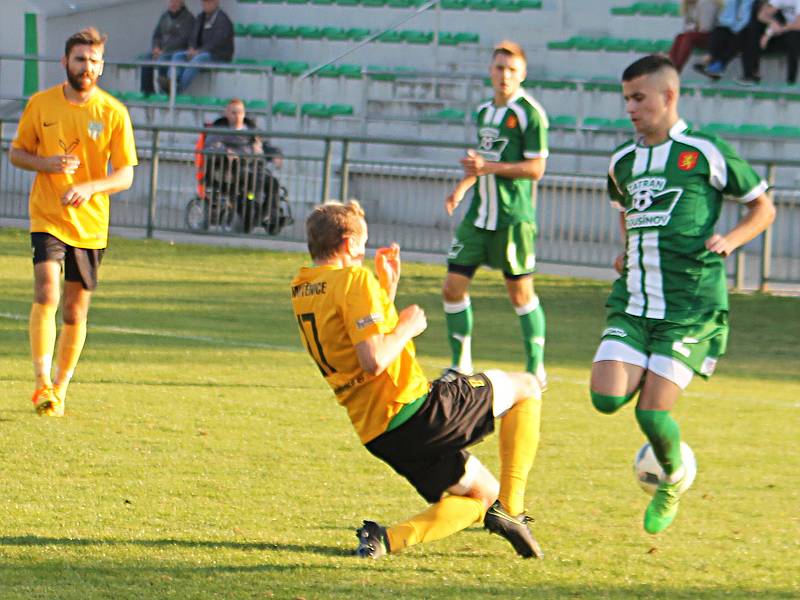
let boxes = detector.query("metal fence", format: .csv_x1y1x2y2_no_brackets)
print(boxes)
1,119,798,290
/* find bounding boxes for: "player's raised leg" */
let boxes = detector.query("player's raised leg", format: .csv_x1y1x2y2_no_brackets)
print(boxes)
483,369,544,558
30,260,61,415
53,280,92,407
442,270,475,377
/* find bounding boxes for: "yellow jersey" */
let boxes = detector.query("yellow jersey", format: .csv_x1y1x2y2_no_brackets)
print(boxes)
12,84,138,249
290,264,430,444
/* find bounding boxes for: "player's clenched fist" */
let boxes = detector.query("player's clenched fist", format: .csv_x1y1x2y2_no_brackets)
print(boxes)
705,233,733,257
398,304,427,338
460,149,486,177
375,243,401,290
61,182,95,207
43,154,81,175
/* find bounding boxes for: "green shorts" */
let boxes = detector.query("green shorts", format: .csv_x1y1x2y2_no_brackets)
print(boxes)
447,220,536,277
594,309,728,387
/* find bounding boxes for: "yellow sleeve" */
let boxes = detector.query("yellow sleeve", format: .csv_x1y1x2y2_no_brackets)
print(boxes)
11,97,39,153
343,269,392,345
110,105,138,170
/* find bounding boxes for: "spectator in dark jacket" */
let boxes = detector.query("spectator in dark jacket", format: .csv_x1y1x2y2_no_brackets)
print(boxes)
141,0,195,95
738,0,800,85
162,0,234,93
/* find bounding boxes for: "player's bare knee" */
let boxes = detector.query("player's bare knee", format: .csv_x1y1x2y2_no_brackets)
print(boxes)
447,456,498,509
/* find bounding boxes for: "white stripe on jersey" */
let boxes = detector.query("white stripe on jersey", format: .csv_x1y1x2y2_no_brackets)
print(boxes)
642,231,665,319
626,231,645,316
509,102,528,132
476,175,489,227
492,107,508,126
737,179,769,203
519,91,549,128
650,142,672,172
632,147,649,176
672,130,727,191
608,142,636,197
483,105,496,125
487,173,499,230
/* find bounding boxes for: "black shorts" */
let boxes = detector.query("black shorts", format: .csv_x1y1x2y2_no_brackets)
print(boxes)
365,373,495,503
31,232,105,291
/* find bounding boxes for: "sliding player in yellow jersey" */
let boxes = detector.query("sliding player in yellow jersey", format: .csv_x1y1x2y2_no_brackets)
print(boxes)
10,28,138,416
291,200,545,559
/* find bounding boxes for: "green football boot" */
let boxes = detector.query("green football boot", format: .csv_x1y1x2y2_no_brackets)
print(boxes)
644,476,685,534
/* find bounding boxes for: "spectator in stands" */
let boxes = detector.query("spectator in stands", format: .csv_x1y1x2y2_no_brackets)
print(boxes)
738,0,800,85
205,98,262,155
160,0,234,93
669,0,724,72
141,0,195,95
695,0,759,81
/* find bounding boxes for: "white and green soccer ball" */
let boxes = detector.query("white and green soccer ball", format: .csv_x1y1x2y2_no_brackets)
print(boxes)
634,441,697,496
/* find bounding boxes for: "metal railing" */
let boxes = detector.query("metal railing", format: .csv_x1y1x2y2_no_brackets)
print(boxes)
1,119,797,290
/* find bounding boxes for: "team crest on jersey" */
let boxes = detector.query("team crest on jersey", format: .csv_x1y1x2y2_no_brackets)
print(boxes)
88,120,104,141
477,127,508,161
624,176,683,229
678,151,699,171
505,114,518,129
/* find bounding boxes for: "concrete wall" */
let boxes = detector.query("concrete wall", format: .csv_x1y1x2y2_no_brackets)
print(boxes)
0,1,42,100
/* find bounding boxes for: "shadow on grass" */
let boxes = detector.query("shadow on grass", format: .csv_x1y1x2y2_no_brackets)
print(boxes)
0,535,354,557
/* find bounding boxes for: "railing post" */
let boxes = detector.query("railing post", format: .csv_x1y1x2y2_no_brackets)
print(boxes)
339,140,350,203
146,129,160,239
321,139,332,203
760,163,776,293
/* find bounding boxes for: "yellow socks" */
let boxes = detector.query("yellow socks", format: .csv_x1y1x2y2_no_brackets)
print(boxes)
53,320,87,400
30,303,58,389
498,395,542,516
386,495,485,553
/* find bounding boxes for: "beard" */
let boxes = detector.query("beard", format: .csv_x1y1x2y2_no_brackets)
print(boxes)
66,68,97,92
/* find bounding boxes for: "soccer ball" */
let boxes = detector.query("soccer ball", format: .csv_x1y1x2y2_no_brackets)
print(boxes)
633,441,697,496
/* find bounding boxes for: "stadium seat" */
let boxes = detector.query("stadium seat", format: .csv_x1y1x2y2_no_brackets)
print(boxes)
336,0,360,5
424,108,466,122
145,93,169,104
493,0,522,11
338,64,363,78
387,0,414,6
466,0,493,11
549,115,578,127
347,27,371,41
273,101,298,116
311,0,336,4
403,30,434,44
322,26,349,40
271,25,298,38
769,124,800,137
378,30,405,43
329,103,355,116
246,23,270,38
442,0,467,8
362,0,386,6
234,23,249,37
515,0,542,7
246,99,269,110
302,103,331,117
276,61,309,75
454,32,480,44
297,26,324,39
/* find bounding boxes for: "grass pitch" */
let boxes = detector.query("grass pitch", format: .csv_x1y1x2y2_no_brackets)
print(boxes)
0,228,797,599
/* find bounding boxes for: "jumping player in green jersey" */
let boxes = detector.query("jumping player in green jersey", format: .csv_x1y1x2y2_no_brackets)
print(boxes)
443,40,549,388
590,54,775,534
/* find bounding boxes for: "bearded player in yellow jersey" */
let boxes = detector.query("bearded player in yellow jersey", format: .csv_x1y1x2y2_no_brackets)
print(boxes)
10,28,138,416
291,200,545,559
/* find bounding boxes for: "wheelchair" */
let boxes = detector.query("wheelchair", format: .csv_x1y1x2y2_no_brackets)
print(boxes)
185,131,293,235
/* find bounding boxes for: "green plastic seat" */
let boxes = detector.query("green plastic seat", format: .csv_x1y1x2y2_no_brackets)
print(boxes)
378,30,405,43
573,37,603,51
272,101,298,116
583,117,613,128
403,30,433,44
515,0,541,7
704,122,739,135
302,103,331,117
317,64,341,77
328,103,355,116
438,32,460,45
717,88,749,99
362,0,386,5
297,26,324,39
599,37,630,52
611,5,638,15
769,124,800,137
550,115,578,127
426,108,465,122
174,94,193,105
347,27,371,41
246,23,271,38
366,65,396,80
454,32,480,44
387,0,413,6
234,23,250,37
737,123,772,136
246,99,269,110
146,93,169,104
493,0,521,10
286,0,307,4
271,25,298,38
466,0,493,10
547,37,576,50
310,0,335,4
441,0,466,7
321,27,349,40
336,0,360,5
122,91,147,102
338,64,363,78
279,61,309,75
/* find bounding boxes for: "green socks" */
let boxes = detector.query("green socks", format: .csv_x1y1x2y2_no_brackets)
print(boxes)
515,296,545,375
635,408,683,476
591,390,636,414
444,296,473,374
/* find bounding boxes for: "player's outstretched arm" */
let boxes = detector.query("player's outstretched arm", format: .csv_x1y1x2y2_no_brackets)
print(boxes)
9,147,80,175
355,304,427,376
705,193,776,257
61,165,134,208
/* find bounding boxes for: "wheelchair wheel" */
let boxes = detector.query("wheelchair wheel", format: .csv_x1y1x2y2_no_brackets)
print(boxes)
185,197,209,231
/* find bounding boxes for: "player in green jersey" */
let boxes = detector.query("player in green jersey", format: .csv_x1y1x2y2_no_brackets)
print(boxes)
590,55,775,534
443,40,549,388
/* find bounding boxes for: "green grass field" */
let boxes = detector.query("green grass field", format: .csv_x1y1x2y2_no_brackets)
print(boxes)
0,228,797,599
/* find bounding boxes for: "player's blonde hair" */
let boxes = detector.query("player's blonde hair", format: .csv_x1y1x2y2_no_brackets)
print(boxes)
65,27,107,57
306,200,366,260
492,40,526,64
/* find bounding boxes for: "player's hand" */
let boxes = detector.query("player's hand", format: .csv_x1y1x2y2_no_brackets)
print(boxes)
398,304,427,338
705,233,734,257
375,243,401,291
460,150,486,177
61,182,95,208
613,252,625,274
445,190,464,216
43,154,81,175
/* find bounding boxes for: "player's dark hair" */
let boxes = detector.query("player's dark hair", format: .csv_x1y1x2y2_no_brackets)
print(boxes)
621,54,677,82
64,27,107,58
306,200,366,261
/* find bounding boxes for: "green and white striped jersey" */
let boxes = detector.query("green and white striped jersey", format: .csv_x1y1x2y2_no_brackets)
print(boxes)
607,120,767,320
464,90,549,231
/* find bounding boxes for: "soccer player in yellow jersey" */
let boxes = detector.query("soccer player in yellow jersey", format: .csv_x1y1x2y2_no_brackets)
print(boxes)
291,200,546,559
10,28,138,416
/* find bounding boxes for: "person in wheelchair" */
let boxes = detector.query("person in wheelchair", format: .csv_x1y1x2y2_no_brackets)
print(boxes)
199,97,291,234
